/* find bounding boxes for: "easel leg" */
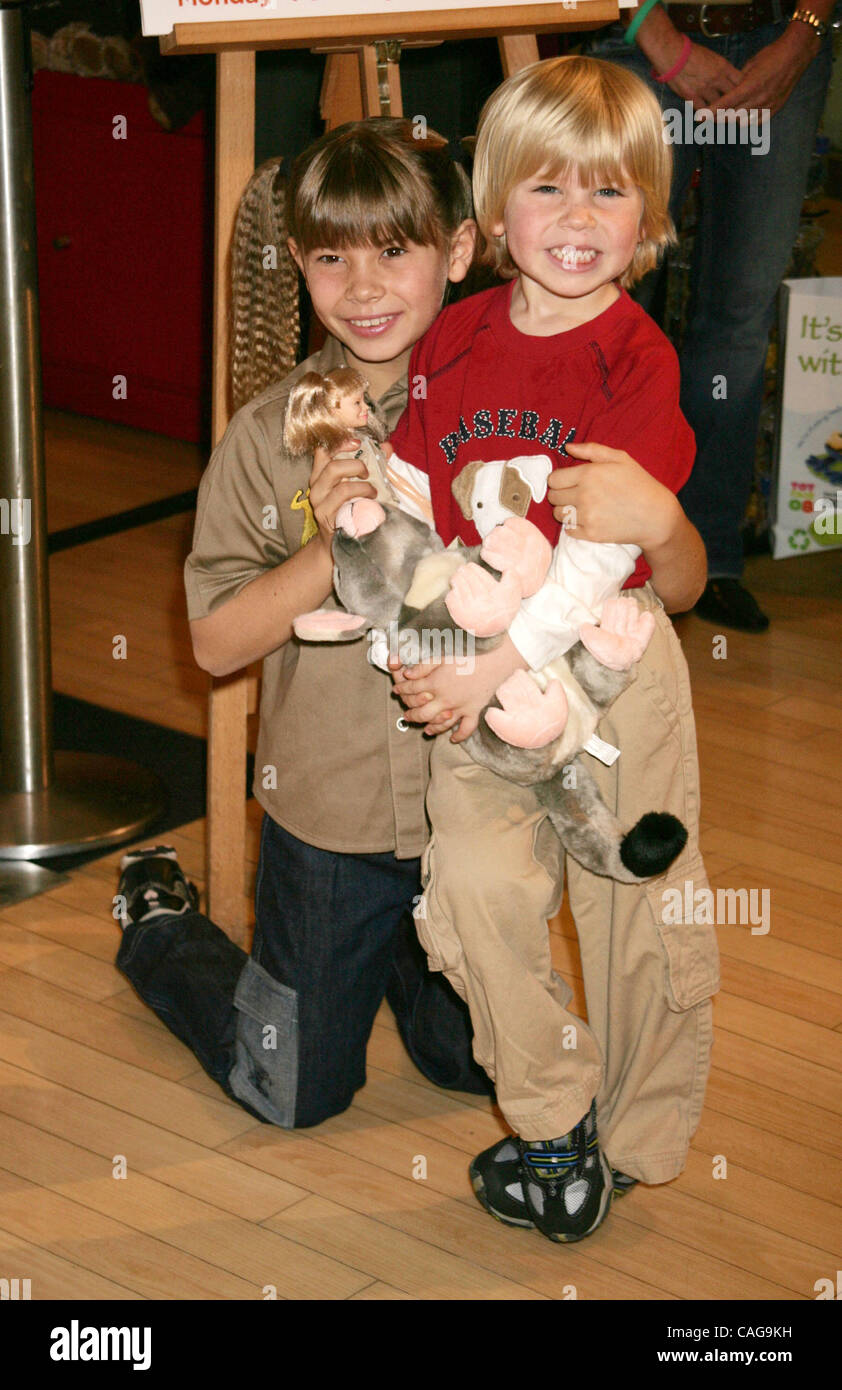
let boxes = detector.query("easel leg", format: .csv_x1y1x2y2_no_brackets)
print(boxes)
321,42,404,129
498,35,540,77
208,49,256,942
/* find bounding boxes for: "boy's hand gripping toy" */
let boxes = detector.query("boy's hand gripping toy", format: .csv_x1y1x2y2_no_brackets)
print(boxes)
294,495,688,885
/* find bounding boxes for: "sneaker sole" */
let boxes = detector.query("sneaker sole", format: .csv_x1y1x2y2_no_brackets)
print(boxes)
469,1165,534,1230
470,1158,633,1233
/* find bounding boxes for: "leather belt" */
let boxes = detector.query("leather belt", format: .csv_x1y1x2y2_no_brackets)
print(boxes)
665,0,793,35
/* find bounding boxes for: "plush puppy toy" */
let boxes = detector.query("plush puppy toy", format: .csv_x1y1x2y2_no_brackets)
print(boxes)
294,499,687,885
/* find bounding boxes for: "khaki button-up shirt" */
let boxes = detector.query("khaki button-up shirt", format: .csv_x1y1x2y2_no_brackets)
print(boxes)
184,337,430,858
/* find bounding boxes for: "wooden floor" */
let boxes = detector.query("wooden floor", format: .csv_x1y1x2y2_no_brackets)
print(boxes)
1,408,840,1301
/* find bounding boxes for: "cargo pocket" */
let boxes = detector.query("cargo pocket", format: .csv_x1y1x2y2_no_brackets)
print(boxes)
646,857,721,1012
229,958,298,1127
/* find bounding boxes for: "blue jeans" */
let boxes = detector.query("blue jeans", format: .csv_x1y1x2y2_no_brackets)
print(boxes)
588,19,834,576
116,815,490,1128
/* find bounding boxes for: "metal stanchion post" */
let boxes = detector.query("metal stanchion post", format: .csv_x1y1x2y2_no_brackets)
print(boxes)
0,1,166,904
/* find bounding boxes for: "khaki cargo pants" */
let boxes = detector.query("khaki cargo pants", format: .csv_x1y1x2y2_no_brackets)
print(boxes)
414,589,719,1185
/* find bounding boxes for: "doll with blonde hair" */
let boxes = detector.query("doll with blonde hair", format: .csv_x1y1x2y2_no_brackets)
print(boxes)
283,365,398,507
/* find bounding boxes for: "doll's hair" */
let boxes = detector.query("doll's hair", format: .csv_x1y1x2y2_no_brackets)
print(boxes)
283,366,384,455
287,117,472,253
473,56,675,287
230,156,300,412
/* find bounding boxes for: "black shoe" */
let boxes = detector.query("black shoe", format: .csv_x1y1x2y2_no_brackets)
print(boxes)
694,578,769,633
610,1169,638,1197
469,1135,535,1229
470,1103,614,1243
116,846,199,929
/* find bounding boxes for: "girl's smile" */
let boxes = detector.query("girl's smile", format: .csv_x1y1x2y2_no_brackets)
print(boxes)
288,229,474,395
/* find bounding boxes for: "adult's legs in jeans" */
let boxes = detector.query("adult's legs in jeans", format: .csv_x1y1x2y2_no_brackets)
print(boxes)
675,23,834,577
589,21,833,577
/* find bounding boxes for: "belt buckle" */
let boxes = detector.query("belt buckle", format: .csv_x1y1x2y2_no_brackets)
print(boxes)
699,3,718,35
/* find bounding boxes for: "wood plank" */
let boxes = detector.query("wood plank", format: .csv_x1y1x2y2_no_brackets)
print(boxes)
0,966,201,1079
0,1057,305,1222
0,1114,368,1300
162,6,619,54
348,1281,416,1299
769,694,842,733
498,34,540,76
705,1066,842,1162
718,956,842,1030
265,1192,547,1300
715,921,842,997
225,1099,790,1300
621,1167,819,1298
0,920,125,1002
0,1169,266,1301
715,864,842,937
0,1227,143,1301
0,1008,259,1148
713,994,842,1073
691,1108,842,1209
712,1028,841,1115
700,829,840,896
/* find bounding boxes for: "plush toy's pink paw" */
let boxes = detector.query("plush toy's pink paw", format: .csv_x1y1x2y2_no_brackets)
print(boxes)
579,597,656,671
480,517,552,598
334,498,386,538
293,609,367,642
445,562,521,637
484,671,569,749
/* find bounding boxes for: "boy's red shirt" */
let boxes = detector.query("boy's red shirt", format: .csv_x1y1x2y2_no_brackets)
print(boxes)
389,282,696,589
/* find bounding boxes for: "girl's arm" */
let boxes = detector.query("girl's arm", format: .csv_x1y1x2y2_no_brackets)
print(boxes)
191,443,376,676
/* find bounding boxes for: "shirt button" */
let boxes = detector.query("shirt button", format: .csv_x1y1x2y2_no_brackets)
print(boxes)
396,717,410,732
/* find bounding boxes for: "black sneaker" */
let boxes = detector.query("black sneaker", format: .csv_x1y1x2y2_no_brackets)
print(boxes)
469,1135,535,1229
116,846,199,929
470,1103,615,1243
610,1169,638,1197
694,578,769,633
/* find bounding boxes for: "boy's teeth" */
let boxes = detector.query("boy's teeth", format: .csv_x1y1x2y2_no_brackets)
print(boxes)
552,246,598,266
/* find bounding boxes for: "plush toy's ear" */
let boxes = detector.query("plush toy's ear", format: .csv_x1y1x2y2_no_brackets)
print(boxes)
505,454,553,505
293,610,368,642
451,459,483,520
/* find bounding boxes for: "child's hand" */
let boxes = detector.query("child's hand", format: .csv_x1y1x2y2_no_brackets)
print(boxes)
389,635,527,742
548,442,680,552
308,440,377,554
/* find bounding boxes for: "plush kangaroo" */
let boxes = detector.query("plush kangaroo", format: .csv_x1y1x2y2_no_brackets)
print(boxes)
294,501,687,884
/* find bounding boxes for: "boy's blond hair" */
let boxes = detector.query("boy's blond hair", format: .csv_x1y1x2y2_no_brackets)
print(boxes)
473,56,674,288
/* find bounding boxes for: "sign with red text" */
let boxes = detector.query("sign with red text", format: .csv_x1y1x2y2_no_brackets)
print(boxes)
140,0,624,37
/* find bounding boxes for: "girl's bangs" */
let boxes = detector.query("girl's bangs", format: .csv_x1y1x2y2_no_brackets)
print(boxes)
295,152,442,250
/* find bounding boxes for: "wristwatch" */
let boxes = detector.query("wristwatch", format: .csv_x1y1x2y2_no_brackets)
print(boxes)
790,8,830,38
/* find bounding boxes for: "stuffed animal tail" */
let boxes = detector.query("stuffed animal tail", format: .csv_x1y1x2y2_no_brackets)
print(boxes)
535,757,688,884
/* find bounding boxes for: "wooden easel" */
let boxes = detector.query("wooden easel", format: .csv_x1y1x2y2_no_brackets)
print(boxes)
162,9,618,937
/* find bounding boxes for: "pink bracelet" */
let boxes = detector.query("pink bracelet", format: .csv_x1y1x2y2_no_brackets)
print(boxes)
651,34,692,83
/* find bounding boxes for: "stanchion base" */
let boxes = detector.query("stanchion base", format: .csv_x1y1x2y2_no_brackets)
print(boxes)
0,751,167,860
0,859,70,908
